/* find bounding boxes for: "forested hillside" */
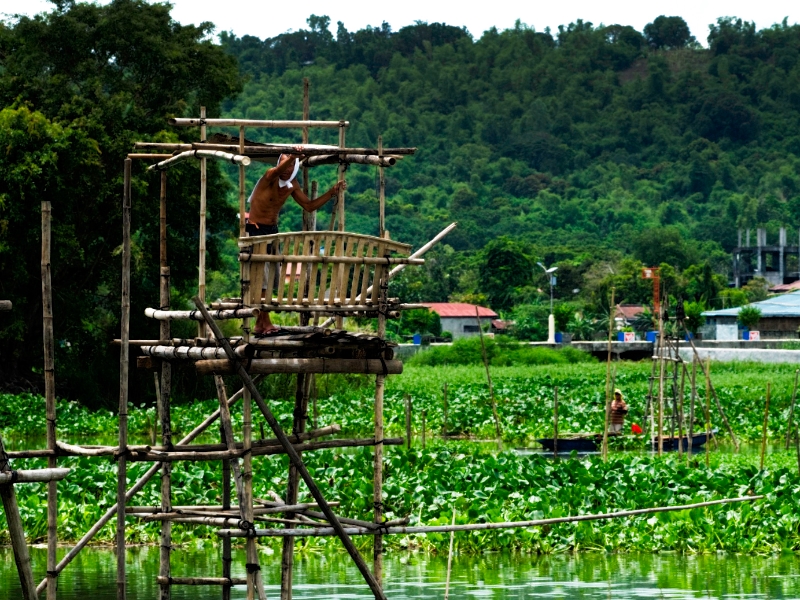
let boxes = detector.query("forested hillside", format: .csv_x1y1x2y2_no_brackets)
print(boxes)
220,16,800,316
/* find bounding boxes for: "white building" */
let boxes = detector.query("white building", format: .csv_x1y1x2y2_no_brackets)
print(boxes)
423,303,498,340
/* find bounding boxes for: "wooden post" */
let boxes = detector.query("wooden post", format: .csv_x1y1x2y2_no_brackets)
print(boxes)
42,201,57,600
677,359,685,457
475,305,501,441
443,505,456,600
553,386,559,459
688,358,697,459
337,123,346,232
280,372,310,600
786,370,799,450
442,383,448,436
221,419,232,600
760,383,770,471
239,126,246,239
158,169,172,600
198,106,208,338
705,359,711,469
602,287,615,461
657,301,665,456
405,394,412,449
373,298,388,587
378,135,385,238
0,435,39,600
302,79,310,197
117,157,132,600
191,296,388,600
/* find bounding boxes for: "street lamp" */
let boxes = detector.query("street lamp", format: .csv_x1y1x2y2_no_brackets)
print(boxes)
537,262,558,343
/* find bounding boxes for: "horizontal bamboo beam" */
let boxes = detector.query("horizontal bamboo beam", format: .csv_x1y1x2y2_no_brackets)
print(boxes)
0,468,70,484
169,118,348,128
240,304,412,314
127,502,339,513
133,142,416,156
218,495,763,538
148,149,250,172
127,154,173,160
140,343,334,361
196,358,402,376
303,154,399,167
239,254,424,265
157,577,247,586
0,300,11,311
145,307,259,321
127,437,403,462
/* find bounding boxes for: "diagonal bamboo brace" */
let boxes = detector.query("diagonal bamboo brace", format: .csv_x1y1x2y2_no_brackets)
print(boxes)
191,296,387,600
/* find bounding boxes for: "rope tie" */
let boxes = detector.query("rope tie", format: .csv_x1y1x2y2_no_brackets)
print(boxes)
46,570,58,577
245,562,261,573
9,470,19,483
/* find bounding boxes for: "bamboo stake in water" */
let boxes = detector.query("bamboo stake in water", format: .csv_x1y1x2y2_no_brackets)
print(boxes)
657,303,665,456
688,358,697,460
705,359,711,469
786,370,799,450
677,359,686,457
444,505,456,600
476,305,502,441
760,383,771,471
405,394,412,449
553,386,559,459
42,201,58,600
373,307,387,587
198,105,207,338
601,287,615,461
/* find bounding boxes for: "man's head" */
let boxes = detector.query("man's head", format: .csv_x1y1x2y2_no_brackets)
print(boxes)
614,389,622,400
276,154,300,180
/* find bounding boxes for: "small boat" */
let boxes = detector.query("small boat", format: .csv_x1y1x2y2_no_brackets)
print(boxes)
650,430,717,452
537,434,601,452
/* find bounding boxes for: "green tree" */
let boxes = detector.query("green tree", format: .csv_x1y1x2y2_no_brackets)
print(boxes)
737,305,762,329
644,16,695,49
478,237,533,312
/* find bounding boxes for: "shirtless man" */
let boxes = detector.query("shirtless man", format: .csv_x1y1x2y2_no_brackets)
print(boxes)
247,151,345,335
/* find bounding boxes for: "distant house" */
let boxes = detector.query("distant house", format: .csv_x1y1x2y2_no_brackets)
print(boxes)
615,304,646,328
702,291,800,340
423,303,499,340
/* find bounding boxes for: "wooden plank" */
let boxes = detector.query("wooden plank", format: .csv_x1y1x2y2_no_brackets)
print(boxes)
359,242,376,305
275,235,291,304
348,239,367,306
293,235,310,306
260,241,275,306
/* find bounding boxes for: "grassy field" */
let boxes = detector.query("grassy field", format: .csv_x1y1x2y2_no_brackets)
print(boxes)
2,360,799,553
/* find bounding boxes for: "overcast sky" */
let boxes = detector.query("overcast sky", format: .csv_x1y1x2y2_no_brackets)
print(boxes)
3,0,797,45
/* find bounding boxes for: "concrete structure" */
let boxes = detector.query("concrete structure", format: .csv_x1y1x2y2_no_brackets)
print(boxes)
733,227,800,287
678,347,800,363
423,303,498,340
702,291,800,340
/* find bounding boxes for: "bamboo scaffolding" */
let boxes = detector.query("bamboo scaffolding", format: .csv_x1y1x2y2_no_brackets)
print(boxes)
191,297,387,600
35,381,255,594
0,436,39,600
378,135,386,238
198,106,208,340
140,344,334,360
148,149,250,172
41,200,58,600
126,502,339,514
239,253,423,265
218,495,763,538
169,118,348,128
303,154,399,168
195,358,402,376
117,157,132,600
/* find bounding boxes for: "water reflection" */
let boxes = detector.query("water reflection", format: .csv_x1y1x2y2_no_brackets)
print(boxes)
2,547,800,599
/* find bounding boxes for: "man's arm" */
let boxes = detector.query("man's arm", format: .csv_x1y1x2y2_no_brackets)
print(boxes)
291,180,345,212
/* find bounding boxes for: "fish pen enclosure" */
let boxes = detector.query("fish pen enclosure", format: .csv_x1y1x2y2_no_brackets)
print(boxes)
1,81,762,600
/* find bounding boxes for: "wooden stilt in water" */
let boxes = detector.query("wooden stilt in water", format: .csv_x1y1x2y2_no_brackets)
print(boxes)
0,435,39,600
42,201,58,600
117,157,132,600
760,383,770,471
553,386,559,459
657,301,665,456
198,106,208,338
373,304,387,587
786,370,799,450
705,358,712,468
443,505,456,600
677,359,685,457
221,418,232,600
688,358,697,460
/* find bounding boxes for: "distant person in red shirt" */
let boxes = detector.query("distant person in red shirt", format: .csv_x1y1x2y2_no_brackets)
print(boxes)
609,389,628,435
246,151,345,335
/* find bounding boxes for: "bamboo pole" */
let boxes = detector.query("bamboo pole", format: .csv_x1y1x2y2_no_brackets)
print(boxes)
760,383,770,471
239,126,246,240
476,305,501,441
444,505,456,600
218,495,763,538
378,135,386,237
147,150,250,172
158,577,247,586
602,287,615,461
117,157,132,600
373,302,387,586
169,118,348,128
786,370,799,450
688,358,697,459
657,302,665,456
405,394,412,449
553,386,559,459
198,106,207,339
41,200,57,600
677,357,685,457
280,371,310,600
221,419,232,600
192,296,387,600
303,154,398,168
145,307,259,321
214,376,245,507
0,468,71,484
35,382,256,594
0,435,39,600
302,78,310,198
705,359,712,468
337,124,346,232
134,141,415,156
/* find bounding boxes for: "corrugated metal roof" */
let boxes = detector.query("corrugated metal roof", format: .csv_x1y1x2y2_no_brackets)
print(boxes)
423,303,498,318
703,291,800,318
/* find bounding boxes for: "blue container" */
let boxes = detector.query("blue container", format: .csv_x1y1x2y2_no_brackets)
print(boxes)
645,331,657,343
684,332,694,341
554,332,563,343
617,331,625,342
742,328,750,341
412,333,422,345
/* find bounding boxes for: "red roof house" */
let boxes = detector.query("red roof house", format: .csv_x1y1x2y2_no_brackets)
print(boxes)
422,303,498,339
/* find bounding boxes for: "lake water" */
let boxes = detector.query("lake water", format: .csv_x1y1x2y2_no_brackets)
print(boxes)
3,546,800,599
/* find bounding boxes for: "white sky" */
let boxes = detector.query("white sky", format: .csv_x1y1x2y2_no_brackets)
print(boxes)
3,0,798,45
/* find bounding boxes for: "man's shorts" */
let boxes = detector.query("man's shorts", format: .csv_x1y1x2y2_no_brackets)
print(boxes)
246,223,280,292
